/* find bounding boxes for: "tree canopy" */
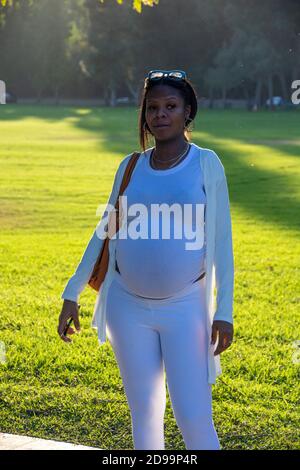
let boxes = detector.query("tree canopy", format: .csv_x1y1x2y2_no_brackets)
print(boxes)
0,0,159,13
0,0,299,107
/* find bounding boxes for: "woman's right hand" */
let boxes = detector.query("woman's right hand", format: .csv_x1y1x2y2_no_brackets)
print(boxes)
57,299,81,343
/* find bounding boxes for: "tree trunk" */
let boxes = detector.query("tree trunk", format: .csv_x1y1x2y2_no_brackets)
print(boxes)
103,89,110,106
125,79,139,106
243,85,252,111
267,75,274,111
243,85,249,100
54,86,60,105
253,78,262,110
222,85,227,108
278,72,288,102
291,66,299,82
208,85,214,109
109,84,117,107
36,87,43,104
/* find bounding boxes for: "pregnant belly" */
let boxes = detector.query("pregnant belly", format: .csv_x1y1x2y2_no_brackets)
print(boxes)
115,238,206,299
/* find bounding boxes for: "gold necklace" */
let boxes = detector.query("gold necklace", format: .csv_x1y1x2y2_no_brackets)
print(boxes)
151,143,190,170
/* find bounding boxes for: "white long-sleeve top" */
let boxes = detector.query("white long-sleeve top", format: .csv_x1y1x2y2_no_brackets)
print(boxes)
61,143,235,385
114,143,206,298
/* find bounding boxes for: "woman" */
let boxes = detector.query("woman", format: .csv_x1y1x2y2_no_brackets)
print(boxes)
58,70,234,450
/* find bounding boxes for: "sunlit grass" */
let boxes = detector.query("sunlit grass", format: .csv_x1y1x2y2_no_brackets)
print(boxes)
0,105,299,449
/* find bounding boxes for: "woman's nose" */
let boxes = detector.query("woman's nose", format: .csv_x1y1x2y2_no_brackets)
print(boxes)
155,108,167,117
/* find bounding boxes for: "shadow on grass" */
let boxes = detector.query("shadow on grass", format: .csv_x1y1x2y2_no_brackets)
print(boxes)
0,105,299,236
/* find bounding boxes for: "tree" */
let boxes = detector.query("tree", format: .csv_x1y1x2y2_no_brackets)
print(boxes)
83,0,139,105
0,0,160,14
204,36,247,108
220,0,295,109
1,0,299,103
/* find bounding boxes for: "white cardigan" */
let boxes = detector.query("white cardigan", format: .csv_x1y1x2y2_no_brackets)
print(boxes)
61,143,234,385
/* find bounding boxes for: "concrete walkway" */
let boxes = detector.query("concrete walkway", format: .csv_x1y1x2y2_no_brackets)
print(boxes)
0,432,101,450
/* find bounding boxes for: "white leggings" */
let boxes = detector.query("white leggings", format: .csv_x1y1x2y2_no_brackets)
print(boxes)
106,271,221,450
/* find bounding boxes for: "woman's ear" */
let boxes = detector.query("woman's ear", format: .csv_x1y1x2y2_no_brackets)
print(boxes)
185,104,191,120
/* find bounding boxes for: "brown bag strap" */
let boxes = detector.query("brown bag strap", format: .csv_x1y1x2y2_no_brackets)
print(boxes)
88,151,141,291
114,151,141,214
119,151,141,195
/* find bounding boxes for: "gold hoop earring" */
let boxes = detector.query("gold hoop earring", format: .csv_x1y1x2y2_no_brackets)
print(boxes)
143,122,153,135
184,117,193,131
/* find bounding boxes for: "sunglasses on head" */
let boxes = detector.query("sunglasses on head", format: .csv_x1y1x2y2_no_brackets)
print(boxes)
146,70,187,82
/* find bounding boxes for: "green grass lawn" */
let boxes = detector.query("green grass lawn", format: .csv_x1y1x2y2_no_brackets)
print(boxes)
0,105,299,450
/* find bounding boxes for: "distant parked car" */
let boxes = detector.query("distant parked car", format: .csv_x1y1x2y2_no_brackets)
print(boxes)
116,96,130,105
5,91,17,103
265,96,283,107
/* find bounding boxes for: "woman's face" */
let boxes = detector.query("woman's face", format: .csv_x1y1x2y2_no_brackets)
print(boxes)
145,84,191,142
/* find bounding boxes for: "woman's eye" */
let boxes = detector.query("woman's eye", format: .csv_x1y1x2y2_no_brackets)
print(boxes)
147,104,175,110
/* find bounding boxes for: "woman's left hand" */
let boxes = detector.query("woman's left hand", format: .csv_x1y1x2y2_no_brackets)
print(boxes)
211,320,234,356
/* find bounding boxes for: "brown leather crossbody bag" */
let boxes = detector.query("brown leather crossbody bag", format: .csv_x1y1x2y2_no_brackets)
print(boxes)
88,151,141,292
